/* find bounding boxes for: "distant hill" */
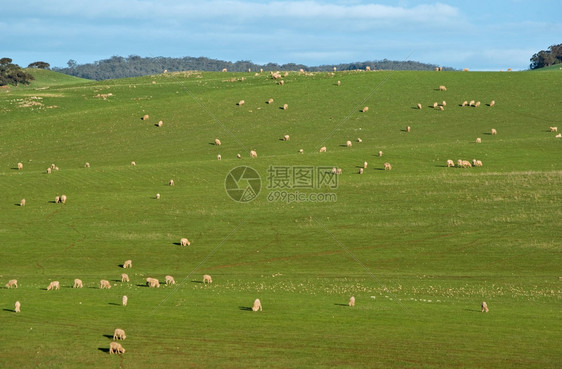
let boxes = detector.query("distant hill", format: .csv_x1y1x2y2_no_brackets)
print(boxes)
23,68,92,88
52,55,453,80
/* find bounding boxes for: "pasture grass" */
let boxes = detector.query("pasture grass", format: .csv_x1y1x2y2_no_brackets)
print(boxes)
0,68,561,368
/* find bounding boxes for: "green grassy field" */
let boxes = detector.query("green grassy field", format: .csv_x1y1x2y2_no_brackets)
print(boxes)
1,67,561,368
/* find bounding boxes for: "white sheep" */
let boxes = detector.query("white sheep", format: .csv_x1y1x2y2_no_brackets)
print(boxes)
113,328,126,340
475,101,481,107
357,138,362,143
349,296,355,307
439,85,447,91
122,295,128,306
490,100,495,107
17,162,23,170
363,161,368,169
169,179,175,186
378,151,383,157
60,195,67,204
283,135,290,141
476,138,482,143
446,159,455,167
366,66,371,71
142,114,149,121
407,126,411,132
203,274,213,284
362,107,369,112
469,100,475,107
462,101,468,107
442,101,447,106
337,80,341,86
283,103,288,110
214,138,222,146
556,133,562,138
146,277,160,288
472,159,483,167
384,163,392,171
481,301,489,313
47,281,60,291
439,106,444,111
417,103,422,109
100,279,111,289
73,279,83,288
252,298,262,311
131,161,136,166
217,154,222,160
85,162,90,168
331,167,337,174
298,149,304,154
15,301,21,313
6,279,18,288
346,140,352,147
433,102,438,108
55,195,60,203
156,193,160,200
20,199,26,207
457,160,472,168
180,238,190,246
491,128,497,135
550,127,558,132
157,120,163,127
237,153,241,159
319,146,326,153
109,341,125,354
267,98,274,104
165,275,175,285
238,100,245,106
359,168,364,174
336,168,342,175
250,150,258,158
121,273,129,283
47,168,52,174
123,260,132,268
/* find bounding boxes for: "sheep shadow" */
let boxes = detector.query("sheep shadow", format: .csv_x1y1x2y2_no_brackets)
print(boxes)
108,302,121,306
14,203,23,206
400,128,409,132
172,242,183,246
117,264,124,268
374,168,386,171
192,280,204,284
136,284,149,287
103,334,114,339
239,306,253,311
208,142,218,146
334,303,349,307
435,164,449,168
463,309,482,313
98,348,110,354
483,132,492,135
3,308,16,312
410,106,421,109
339,144,349,147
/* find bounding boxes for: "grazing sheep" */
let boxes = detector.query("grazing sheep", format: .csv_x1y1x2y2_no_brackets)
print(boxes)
469,100,475,107
278,80,284,85
462,101,468,107
472,159,483,167
283,135,290,141
475,101,481,107
349,296,355,307
157,120,163,127
156,193,160,200
60,195,67,204
556,133,562,138
169,179,175,186
457,160,472,168
406,126,411,133
131,161,136,166
417,103,422,109
550,127,558,132
214,138,222,146
180,238,190,246
6,279,18,288
362,107,369,112
113,328,126,340
491,128,497,135
47,168,52,174
439,85,447,91
250,150,258,158
442,101,447,106
237,153,241,159
359,168,364,174
222,68,227,72
366,66,371,71
439,106,444,111
109,341,125,354
357,138,362,143
384,163,392,171
47,281,60,291
121,273,129,283
122,295,128,306
283,104,288,110
15,301,21,313
252,298,262,312
433,102,438,108
490,100,495,107
55,195,60,203
333,67,337,72
346,140,352,147
20,199,25,207
165,275,175,285
298,149,304,154
476,138,482,143
146,278,160,288
51,164,56,169
142,114,149,121
238,100,245,106
481,301,489,313
446,159,455,167
378,151,383,157
267,98,274,104
17,162,23,170
463,68,469,72
73,279,83,288
319,146,326,153
100,279,111,289
337,80,341,86
123,260,132,268
217,154,222,160
331,167,337,174
336,168,342,175
85,162,90,168
203,274,213,284
363,161,368,169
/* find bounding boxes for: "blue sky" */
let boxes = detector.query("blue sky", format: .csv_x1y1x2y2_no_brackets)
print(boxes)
2,0,561,71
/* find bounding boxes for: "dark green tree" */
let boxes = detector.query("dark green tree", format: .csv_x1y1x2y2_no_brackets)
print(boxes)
28,61,50,69
530,43,562,69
